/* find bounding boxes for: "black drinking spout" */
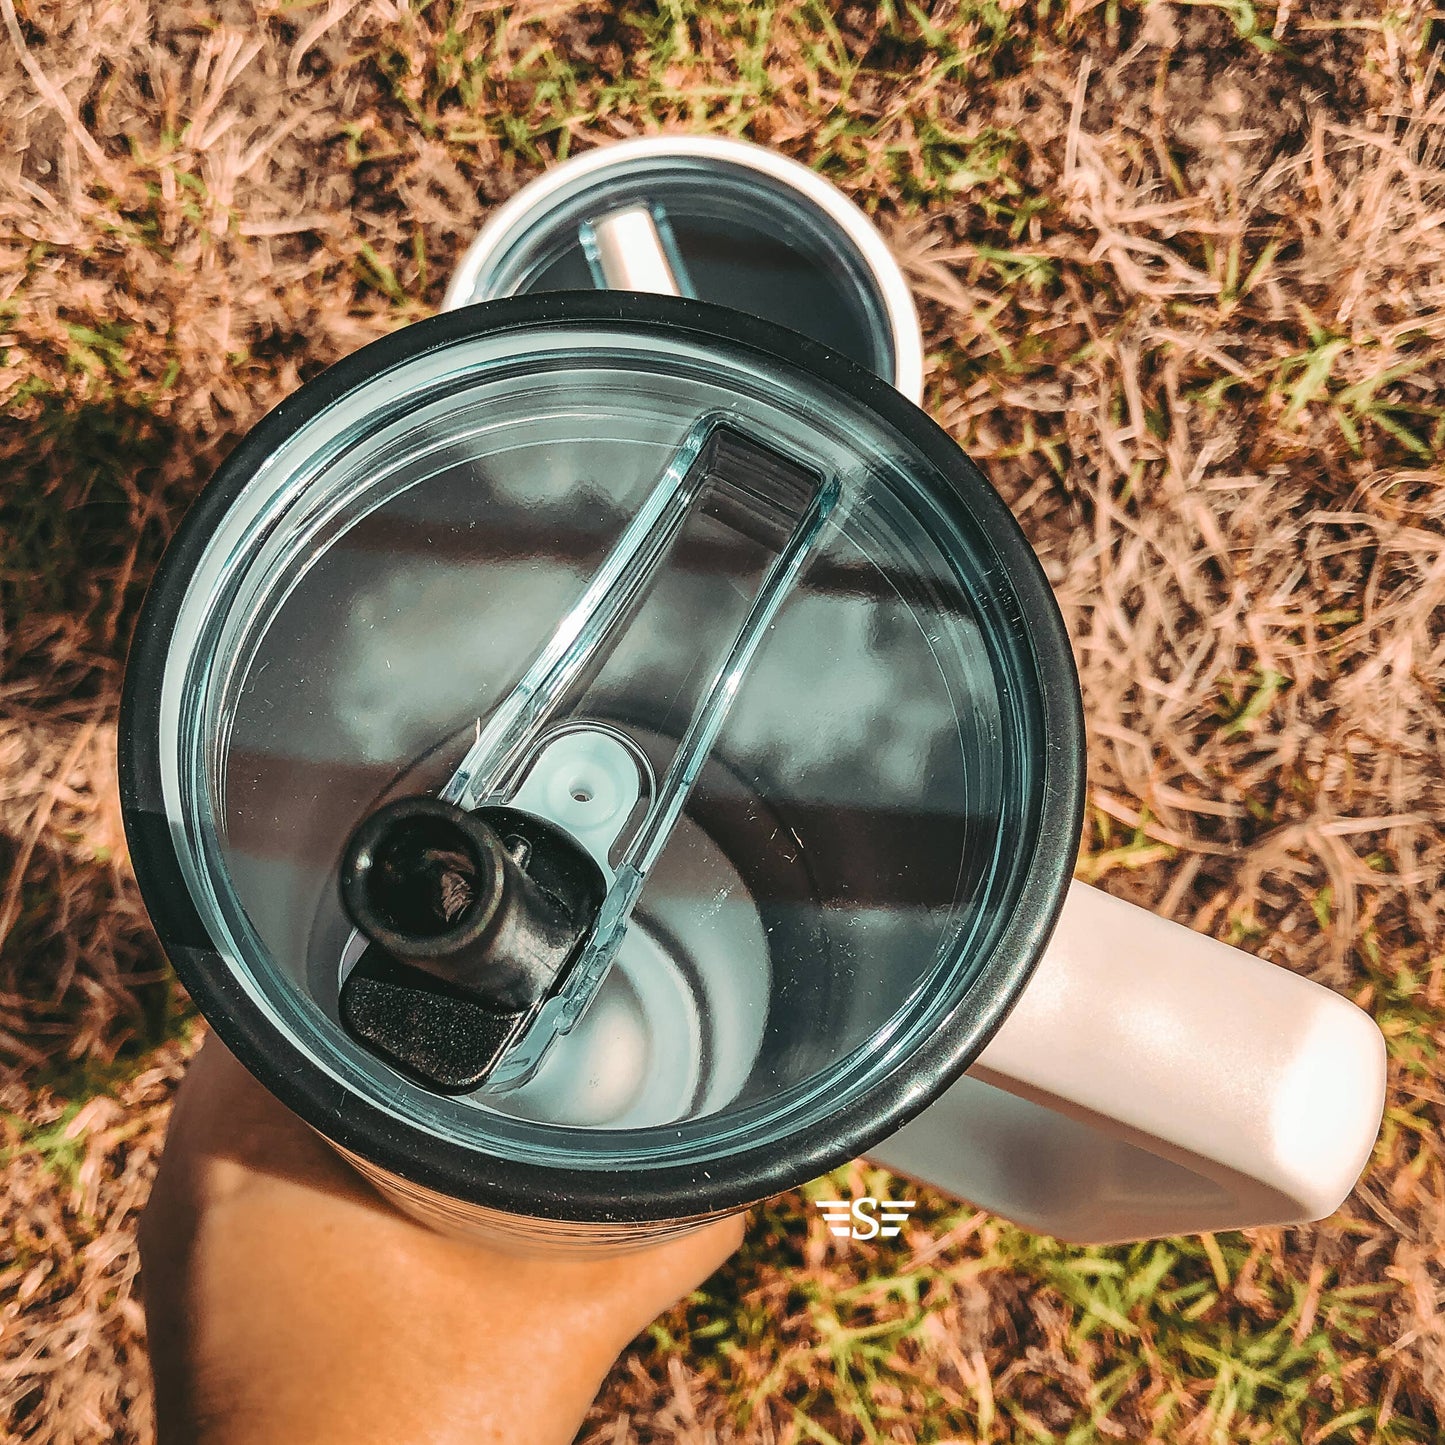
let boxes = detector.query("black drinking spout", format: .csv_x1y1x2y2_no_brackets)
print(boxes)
337,796,605,1092
341,796,569,1015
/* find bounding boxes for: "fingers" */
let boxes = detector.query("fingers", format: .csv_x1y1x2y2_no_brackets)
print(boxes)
154,1032,749,1310
161,1034,383,1204
141,1036,751,1444
643,1212,749,1290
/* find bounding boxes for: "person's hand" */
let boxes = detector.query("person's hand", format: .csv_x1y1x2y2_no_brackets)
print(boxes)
139,1037,745,1445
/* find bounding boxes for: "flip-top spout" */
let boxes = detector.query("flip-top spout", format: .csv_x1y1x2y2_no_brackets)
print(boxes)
338,420,839,1093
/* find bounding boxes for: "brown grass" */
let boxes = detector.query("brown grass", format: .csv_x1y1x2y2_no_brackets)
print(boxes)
1,2,1443,1441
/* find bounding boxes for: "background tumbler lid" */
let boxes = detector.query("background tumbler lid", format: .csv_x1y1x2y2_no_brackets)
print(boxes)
442,135,925,402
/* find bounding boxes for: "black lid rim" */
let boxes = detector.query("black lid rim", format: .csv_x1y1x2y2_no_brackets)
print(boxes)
118,292,1085,1226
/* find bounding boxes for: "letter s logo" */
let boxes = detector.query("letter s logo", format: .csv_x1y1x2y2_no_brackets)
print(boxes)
851,1196,880,1240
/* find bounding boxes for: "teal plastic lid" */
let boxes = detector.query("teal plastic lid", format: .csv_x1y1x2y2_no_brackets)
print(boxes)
119,295,1082,1222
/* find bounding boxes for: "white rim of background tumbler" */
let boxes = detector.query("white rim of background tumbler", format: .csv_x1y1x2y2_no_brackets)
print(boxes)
441,134,927,405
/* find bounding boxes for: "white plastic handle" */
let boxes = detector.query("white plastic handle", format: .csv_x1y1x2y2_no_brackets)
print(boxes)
867,881,1387,1243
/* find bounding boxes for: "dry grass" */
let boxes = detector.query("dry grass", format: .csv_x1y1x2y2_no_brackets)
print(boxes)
1,1,1443,1441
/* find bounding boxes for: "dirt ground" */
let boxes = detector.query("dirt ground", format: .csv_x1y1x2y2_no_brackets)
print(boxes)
2,2,1443,1441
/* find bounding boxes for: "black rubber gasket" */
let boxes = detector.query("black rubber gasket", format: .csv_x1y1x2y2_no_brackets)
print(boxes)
118,291,1086,1226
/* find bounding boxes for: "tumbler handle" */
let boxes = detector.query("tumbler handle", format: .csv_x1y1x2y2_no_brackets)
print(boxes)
866,881,1386,1243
